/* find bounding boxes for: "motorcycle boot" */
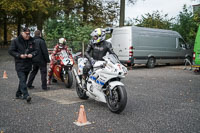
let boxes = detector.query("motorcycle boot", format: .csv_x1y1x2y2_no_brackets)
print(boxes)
47,69,52,85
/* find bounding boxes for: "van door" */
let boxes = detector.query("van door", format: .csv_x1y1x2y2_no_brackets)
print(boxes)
194,26,200,65
194,47,200,65
111,28,132,63
178,38,193,62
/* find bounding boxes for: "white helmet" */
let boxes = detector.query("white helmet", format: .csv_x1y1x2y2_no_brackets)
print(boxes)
90,28,106,43
59,38,66,45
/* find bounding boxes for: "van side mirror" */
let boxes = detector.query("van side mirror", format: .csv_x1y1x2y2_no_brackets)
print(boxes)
181,44,186,49
186,44,191,49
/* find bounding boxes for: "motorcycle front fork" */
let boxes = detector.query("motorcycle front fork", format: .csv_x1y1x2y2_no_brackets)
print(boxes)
105,85,113,98
81,74,87,89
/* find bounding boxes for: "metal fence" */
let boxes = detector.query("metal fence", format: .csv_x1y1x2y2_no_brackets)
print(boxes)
0,41,11,49
0,40,88,55
46,40,88,54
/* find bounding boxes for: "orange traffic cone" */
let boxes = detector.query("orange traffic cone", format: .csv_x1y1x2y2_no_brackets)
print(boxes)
73,105,91,126
3,71,8,79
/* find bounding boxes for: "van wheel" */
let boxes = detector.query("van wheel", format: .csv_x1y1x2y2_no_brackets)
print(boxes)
127,63,134,67
185,57,192,64
147,57,155,68
127,63,131,66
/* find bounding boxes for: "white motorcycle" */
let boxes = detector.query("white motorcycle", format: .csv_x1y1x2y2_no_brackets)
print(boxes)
73,54,128,114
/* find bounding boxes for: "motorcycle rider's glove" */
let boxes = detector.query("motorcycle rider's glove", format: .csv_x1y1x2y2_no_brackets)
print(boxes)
90,58,96,65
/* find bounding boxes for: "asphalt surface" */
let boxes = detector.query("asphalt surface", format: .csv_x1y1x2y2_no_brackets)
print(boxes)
0,48,200,133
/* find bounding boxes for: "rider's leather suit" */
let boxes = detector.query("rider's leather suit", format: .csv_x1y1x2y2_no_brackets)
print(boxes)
47,44,72,84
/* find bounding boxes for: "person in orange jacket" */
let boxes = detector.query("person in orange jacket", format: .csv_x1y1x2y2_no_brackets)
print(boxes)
47,38,73,85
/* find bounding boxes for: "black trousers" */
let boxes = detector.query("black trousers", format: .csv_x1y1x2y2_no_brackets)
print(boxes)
16,71,30,98
27,63,47,89
83,60,92,75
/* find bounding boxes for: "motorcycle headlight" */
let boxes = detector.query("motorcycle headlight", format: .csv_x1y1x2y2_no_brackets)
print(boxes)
122,67,128,75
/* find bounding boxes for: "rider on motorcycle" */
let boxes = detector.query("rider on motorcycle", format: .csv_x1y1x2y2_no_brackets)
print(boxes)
83,28,116,79
47,38,73,85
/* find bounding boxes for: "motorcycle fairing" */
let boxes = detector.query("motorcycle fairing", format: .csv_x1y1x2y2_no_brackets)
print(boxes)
89,75,105,86
59,50,74,66
53,65,62,80
108,81,124,90
86,80,107,103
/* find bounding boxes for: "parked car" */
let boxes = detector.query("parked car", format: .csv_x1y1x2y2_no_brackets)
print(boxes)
110,26,193,68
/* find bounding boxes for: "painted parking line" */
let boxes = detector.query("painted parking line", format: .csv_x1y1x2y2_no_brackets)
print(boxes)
32,89,87,105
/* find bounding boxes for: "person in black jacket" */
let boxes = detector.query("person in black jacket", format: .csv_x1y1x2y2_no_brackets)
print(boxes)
27,30,50,90
8,27,38,103
83,28,116,80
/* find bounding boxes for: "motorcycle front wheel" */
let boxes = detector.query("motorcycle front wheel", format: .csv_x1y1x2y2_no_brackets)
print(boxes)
76,76,88,99
63,70,73,88
106,85,127,114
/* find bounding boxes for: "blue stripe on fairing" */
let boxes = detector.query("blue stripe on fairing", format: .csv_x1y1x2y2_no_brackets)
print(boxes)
89,76,105,86
99,81,104,86
90,76,97,80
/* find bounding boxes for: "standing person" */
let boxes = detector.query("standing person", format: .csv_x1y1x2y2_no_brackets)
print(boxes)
47,38,73,85
8,27,38,103
27,30,50,90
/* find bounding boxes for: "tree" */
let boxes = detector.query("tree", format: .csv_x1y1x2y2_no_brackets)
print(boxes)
0,0,57,44
172,5,200,45
0,0,120,45
119,0,142,26
126,11,174,29
74,0,119,27
44,15,94,51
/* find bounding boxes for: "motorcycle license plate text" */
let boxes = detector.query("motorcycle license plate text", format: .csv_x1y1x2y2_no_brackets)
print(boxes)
60,50,73,65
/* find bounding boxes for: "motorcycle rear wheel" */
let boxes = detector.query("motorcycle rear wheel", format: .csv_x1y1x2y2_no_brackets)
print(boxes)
76,76,88,99
64,70,73,88
106,85,127,114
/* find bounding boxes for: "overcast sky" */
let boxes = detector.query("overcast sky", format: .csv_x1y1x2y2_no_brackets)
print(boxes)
125,0,199,19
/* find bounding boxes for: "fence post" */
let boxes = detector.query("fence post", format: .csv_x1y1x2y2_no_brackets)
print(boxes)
82,42,84,57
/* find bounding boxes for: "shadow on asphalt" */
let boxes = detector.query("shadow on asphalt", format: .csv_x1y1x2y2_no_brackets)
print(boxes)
126,64,185,70
0,48,13,62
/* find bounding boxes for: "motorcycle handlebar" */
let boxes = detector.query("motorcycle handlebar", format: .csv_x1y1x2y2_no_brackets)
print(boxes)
93,63,106,69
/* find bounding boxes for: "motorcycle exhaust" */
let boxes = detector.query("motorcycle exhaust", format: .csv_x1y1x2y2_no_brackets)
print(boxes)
73,69,82,88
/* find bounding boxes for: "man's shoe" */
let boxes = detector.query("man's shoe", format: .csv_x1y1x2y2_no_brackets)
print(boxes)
47,80,51,85
16,95,23,99
26,96,32,103
27,86,35,89
42,87,50,91
52,79,57,83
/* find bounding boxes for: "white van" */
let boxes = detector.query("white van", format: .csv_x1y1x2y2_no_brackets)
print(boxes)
111,26,192,68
